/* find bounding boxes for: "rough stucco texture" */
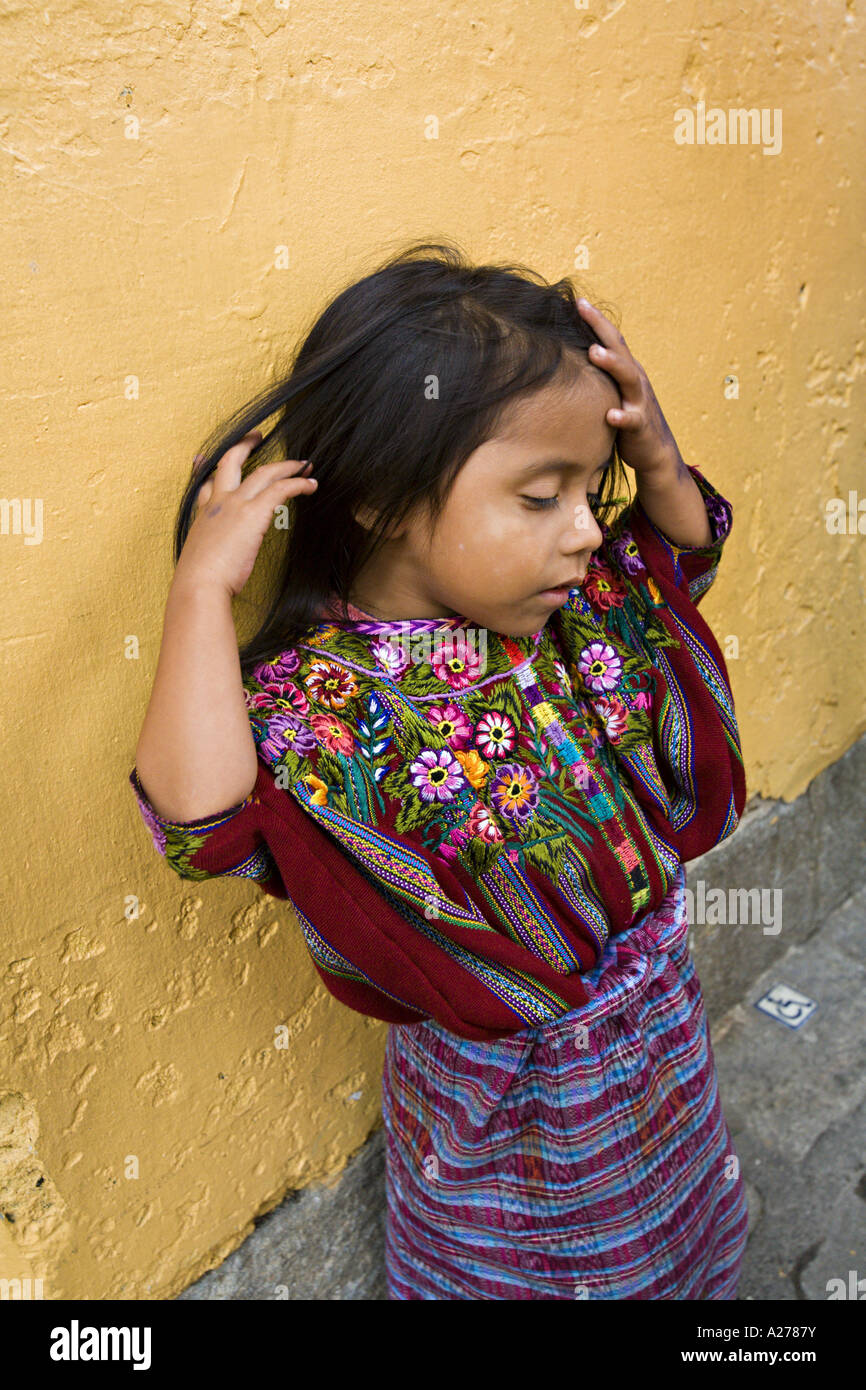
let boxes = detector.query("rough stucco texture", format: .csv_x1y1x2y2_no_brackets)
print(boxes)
0,1,863,1299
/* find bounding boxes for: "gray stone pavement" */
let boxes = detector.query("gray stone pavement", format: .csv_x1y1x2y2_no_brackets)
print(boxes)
709,882,866,1302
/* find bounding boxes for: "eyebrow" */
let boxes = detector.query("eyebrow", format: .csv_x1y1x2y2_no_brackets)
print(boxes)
514,445,616,481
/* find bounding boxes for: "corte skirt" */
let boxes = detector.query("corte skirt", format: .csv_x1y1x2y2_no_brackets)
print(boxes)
381,863,749,1300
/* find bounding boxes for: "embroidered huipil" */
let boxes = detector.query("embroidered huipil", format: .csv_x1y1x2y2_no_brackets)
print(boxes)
129,464,745,1041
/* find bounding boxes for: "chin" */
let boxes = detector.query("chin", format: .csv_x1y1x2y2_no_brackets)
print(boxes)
497,619,548,638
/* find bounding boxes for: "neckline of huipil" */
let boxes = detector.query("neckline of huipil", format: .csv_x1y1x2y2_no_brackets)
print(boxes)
319,594,516,637
309,594,547,690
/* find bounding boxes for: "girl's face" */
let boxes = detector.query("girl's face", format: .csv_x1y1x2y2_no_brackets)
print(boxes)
349,364,620,637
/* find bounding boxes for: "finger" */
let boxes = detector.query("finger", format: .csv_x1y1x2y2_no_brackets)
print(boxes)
241,457,315,501
259,471,320,506
191,478,214,518
210,430,265,496
587,343,641,388
245,473,318,527
606,403,642,428
577,298,625,350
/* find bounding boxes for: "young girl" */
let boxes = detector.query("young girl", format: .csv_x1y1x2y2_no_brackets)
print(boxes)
130,240,749,1300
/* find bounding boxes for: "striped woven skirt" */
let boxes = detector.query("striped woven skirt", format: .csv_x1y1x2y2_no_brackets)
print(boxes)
381,863,749,1299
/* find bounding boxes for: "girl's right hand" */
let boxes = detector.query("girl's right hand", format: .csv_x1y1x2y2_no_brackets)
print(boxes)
174,431,318,598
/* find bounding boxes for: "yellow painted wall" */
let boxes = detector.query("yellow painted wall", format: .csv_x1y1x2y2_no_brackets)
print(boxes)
1,1,863,1299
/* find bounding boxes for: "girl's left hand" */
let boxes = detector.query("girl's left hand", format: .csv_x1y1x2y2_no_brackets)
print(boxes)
577,299,684,477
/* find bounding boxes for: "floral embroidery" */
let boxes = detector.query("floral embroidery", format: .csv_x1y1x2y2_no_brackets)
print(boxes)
129,461,744,1022
431,636,483,690
409,747,467,803
301,772,330,805
304,660,360,709
426,702,473,748
256,710,318,761
255,650,300,682
371,636,410,680
609,528,647,576
311,712,355,755
583,558,627,612
592,694,630,744
489,764,540,824
467,801,503,842
577,641,623,694
551,658,572,696
454,748,489,789
206,465,732,891
475,709,517,759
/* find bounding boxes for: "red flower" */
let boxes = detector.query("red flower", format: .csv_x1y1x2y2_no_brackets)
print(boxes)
304,660,359,711
584,559,627,612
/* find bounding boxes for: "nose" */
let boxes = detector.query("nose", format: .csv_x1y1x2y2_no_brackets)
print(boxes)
565,502,604,563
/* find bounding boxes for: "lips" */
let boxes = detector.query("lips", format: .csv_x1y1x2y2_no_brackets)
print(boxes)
542,575,585,591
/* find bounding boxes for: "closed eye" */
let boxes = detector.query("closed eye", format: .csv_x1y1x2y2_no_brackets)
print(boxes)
522,494,559,510
522,489,602,511
520,456,613,513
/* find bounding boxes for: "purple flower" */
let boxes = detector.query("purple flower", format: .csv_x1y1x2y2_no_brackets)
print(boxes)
409,747,466,803
489,763,539,824
705,493,732,541
258,712,318,762
609,528,646,576
253,650,300,684
577,641,623,694
371,636,411,680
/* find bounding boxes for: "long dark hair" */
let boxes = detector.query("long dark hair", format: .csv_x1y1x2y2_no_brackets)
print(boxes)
173,238,632,677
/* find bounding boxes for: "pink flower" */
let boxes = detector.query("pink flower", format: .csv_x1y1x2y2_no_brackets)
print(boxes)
475,709,517,759
248,679,310,718
592,694,629,744
437,823,472,864
426,702,473,749
431,637,483,691
467,802,504,843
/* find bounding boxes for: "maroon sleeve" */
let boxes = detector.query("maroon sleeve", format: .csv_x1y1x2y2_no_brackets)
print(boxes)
128,762,286,897
606,463,734,608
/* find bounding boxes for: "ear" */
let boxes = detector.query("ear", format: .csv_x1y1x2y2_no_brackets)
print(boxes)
352,502,407,540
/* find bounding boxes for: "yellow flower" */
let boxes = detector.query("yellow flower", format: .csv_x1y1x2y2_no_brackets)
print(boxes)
455,748,489,789
302,773,329,806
